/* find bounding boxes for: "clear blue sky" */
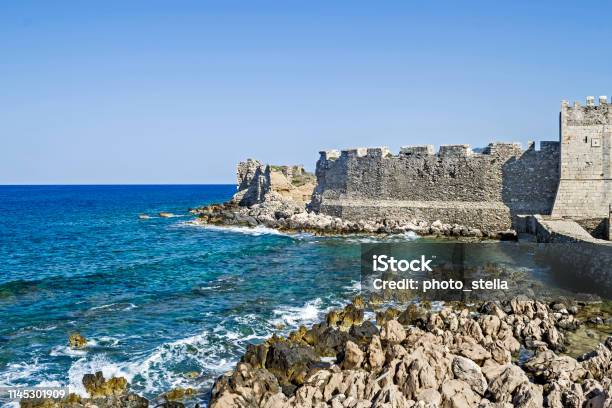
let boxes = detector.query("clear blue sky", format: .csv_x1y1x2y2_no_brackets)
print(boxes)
2,1,612,184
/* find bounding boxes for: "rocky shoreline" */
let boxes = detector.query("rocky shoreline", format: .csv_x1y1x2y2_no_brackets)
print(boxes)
24,297,612,408
209,297,612,408
189,199,516,240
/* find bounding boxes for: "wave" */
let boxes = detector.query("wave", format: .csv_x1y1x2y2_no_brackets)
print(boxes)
178,222,292,237
271,298,333,328
88,302,137,312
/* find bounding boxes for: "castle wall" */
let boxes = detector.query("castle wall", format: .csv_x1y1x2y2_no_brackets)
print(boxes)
311,142,560,232
552,97,612,218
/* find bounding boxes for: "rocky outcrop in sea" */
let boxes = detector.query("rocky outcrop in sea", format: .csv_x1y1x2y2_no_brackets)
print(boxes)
190,198,514,239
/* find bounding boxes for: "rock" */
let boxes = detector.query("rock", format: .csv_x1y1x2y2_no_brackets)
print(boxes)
578,341,612,381
457,343,491,365
511,382,543,408
440,379,481,408
415,387,442,406
451,356,487,395
82,371,128,398
163,387,196,401
488,365,528,403
349,321,379,345
524,350,586,382
210,362,282,407
380,320,406,343
367,335,385,372
265,342,318,386
342,341,364,369
158,212,174,218
68,332,87,349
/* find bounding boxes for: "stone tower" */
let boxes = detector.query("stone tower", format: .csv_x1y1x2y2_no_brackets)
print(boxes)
552,96,612,218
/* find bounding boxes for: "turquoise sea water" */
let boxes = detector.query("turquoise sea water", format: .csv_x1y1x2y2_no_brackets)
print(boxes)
0,185,603,406
0,185,368,405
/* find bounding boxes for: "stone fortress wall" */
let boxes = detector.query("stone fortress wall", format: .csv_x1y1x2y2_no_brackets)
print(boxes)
552,96,612,219
310,97,612,233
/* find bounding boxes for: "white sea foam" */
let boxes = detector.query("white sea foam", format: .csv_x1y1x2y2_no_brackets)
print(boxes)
68,354,135,396
271,298,334,328
179,222,288,236
344,280,362,293
50,345,87,357
89,303,137,312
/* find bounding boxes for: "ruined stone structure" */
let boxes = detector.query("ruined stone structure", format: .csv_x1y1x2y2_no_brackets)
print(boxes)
552,97,612,219
311,97,612,233
233,160,316,207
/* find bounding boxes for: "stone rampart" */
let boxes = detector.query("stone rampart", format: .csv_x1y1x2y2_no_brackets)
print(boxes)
311,142,560,232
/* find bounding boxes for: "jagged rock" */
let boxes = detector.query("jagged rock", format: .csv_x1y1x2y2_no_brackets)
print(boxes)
342,341,364,369
82,371,128,398
487,365,529,403
457,342,491,365
440,379,481,408
380,320,406,343
511,382,543,408
367,335,385,372
210,362,282,407
162,387,196,401
524,350,586,382
349,321,379,345
578,342,612,381
208,301,612,408
265,342,318,387
452,356,487,395
68,332,87,349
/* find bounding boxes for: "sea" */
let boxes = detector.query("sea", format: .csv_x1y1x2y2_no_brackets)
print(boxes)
0,185,601,407
0,185,371,406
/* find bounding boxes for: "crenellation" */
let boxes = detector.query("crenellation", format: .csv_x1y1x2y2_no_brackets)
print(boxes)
320,150,341,161
366,147,391,157
400,145,435,156
439,144,472,157
587,96,595,106
341,147,368,158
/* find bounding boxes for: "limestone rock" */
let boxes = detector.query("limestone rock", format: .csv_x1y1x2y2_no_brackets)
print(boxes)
342,341,364,370
380,320,406,343
452,356,487,395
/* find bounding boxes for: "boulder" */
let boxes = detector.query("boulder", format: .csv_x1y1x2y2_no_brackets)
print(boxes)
452,356,487,395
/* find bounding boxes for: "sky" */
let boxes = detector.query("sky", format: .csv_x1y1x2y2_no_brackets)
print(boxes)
2,1,612,184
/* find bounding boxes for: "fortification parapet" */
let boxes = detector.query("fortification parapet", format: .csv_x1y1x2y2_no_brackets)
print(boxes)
341,148,368,159
400,145,435,156
540,141,560,154
439,144,472,157
562,96,611,126
482,142,523,157
366,147,391,157
319,150,341,161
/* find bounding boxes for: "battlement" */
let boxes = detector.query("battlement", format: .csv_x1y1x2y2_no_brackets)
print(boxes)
400,145,435,156
562,96,611,126
319,141,558,162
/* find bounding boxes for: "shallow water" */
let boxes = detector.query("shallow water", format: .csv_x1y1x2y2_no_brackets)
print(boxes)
0,185,604,406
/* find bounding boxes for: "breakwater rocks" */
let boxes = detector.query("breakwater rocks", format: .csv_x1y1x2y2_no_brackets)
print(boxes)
210,297,612,408
190,199,514,239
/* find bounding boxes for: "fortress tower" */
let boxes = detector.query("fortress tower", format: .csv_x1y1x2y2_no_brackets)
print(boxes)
552,97,612,219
